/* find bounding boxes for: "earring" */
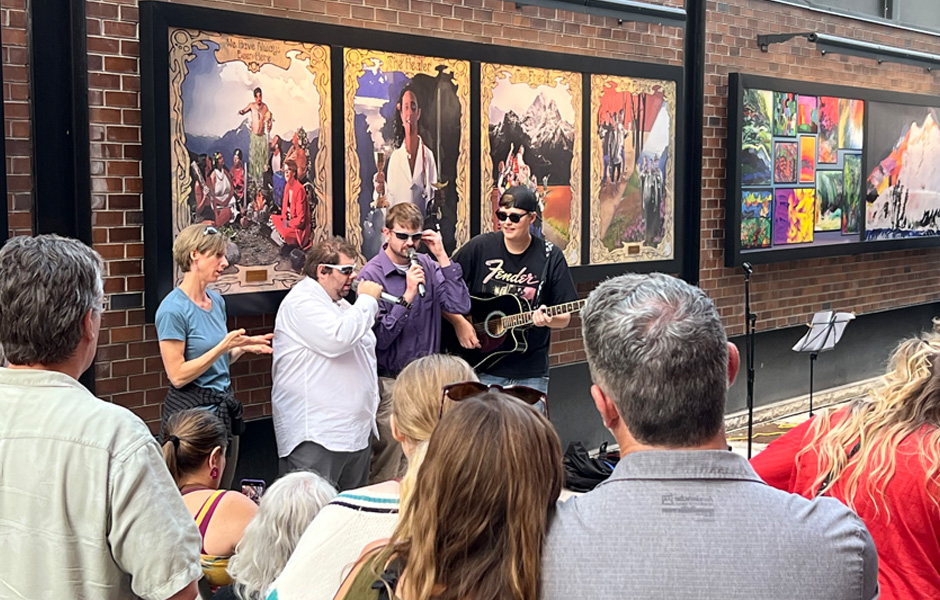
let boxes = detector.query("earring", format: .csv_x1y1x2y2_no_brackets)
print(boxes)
210,467,219,479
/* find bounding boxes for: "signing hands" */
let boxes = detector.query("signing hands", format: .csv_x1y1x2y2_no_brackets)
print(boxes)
224,329,274,355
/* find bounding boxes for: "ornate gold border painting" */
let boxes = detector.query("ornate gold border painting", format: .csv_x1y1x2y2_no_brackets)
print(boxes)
168,29,332,294
481,63,582,266
344,48,471,260
589,74,676,264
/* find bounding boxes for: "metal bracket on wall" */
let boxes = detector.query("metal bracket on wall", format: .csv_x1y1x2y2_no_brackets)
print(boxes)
757,32,940,72
513,0,686,29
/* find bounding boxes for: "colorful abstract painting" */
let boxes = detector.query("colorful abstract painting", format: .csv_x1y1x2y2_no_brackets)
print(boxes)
773,188,814,244
774,92,797,137
798,95,818,134
843,154,861,234
741,190,772,248
818,96,839,164
839,98,863,150
816,170,843,231
741,89,773,186
866,102,940,239
799,136,816,183
774,141,797,183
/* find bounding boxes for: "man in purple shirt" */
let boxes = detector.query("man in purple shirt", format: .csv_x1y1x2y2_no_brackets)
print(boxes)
357,202,471,482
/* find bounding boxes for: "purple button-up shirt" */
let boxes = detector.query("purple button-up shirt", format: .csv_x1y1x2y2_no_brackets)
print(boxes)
357,247,471,376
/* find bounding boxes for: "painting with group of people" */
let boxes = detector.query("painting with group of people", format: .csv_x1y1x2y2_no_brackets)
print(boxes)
168,29,333,294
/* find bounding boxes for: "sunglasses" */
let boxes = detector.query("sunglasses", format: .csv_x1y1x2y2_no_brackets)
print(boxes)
440,381,548,418
392,231,423,242
495,210,529,223
203,225,219,235
321,263,355,276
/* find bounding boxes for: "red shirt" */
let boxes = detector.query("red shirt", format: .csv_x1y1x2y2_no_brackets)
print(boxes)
751,411,940,600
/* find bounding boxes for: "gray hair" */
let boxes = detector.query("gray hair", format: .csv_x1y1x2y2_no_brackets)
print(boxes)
581,273,728,447
0,235,103,365
228,472,337,600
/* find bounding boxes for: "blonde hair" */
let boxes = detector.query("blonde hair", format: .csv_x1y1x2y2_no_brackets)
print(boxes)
172,223,228,271
798,318,940,516
391,354,478,513
383,393,563,600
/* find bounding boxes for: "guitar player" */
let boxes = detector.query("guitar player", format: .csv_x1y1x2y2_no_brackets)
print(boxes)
445,186,578,405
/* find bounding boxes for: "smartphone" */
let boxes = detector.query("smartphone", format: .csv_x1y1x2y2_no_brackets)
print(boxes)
240,478,266,504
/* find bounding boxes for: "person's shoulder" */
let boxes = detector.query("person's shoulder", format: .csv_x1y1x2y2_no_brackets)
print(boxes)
53,389,157,458
218,489,260,518
156,287,187,316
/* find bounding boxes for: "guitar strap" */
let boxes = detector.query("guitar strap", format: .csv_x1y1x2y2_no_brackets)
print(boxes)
533,239,553,309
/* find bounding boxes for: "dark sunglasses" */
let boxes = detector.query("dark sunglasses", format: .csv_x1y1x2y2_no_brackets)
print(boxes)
440,381,548,418
203,225,219,235
495,210,529,223
392,230,423,242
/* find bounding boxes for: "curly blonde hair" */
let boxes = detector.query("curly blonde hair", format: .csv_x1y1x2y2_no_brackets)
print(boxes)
798,318,940,517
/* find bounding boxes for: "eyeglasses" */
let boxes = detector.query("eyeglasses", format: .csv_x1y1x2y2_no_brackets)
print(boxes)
203,226,219,235
321,263,356,276
440,381,548,418
99,295,110,312
495,210,529,223
392,231,423,242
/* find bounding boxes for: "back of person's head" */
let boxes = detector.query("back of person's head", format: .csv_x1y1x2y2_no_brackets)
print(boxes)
802,318,940,512
391,354,478,445
302,235,358,279
228,472,337,600
582,272,728,447
161,408,228,486
0,234,103,366
390,393,563,600
172,223,228,272
385,202,423,231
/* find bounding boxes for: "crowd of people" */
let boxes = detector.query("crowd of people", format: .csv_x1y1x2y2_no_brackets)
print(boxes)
3,192,940,598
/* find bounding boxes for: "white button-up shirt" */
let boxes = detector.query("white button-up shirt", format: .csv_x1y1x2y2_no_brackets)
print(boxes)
272,276,380,456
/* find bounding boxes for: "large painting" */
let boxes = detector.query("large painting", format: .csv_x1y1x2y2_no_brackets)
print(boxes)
589,74,676,264
481,63,581,265
168,29,332,294
865,102,940,240
344,49,470,260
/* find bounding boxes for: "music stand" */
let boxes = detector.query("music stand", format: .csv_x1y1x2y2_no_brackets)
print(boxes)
792,311,854,417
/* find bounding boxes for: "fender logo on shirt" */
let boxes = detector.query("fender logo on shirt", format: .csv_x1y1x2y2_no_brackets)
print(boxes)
482,259,540,287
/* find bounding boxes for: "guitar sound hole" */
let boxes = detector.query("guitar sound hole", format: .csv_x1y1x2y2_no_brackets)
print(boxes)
484,312,506,338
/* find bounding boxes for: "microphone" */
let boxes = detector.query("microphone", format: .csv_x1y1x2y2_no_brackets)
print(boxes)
350,280,409,307
407,248,426,298
742,262,753,276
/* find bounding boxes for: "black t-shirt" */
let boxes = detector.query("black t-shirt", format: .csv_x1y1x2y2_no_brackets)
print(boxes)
452,232,578,378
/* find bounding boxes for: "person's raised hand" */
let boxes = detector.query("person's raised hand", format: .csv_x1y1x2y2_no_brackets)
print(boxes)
356,280,383,301
404,263,425,301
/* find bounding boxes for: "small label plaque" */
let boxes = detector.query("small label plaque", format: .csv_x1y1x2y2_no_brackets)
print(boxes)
245,269,268,283
628,245,641,255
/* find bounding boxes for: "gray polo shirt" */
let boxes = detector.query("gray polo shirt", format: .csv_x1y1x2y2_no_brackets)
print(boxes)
542,450,879,600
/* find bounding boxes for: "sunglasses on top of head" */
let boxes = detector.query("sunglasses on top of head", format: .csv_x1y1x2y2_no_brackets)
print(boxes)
392,231,423,242
321,263,355,276
440,381,548,418
495,210,529,223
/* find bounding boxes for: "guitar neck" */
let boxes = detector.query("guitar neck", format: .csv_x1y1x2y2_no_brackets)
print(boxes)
502,299,587,330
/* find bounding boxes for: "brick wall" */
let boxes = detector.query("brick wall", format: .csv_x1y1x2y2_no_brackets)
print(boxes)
5,0,940,429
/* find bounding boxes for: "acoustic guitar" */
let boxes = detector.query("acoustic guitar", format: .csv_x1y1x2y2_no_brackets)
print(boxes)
444,294,586,370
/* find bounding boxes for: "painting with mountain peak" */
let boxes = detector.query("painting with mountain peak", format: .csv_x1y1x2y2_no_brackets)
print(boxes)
865,102,940,240
168,29,332,295
481,64,581,265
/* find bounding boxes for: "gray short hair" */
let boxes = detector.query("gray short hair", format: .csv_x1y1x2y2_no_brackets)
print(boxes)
228,472,337,600
581,273,728,447
0,235,103,365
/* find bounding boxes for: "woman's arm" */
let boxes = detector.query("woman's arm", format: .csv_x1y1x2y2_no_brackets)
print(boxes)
205,492,259,557
159,329,270,388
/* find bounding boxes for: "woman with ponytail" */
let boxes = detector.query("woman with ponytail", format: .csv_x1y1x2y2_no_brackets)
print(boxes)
162,408,258,591
752,320,940,599
269,354,477,600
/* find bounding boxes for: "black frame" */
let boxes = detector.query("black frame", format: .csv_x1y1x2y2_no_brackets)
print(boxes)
725,72,940,267
141,1,689,319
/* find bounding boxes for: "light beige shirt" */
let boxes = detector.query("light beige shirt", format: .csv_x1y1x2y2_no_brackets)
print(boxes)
0,367,202,600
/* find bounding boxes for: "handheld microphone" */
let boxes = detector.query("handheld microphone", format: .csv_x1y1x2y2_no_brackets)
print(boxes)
350,280,409,307
407,248,426,298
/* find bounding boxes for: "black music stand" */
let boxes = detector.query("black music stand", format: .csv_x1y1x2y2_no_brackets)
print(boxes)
792,311,854,417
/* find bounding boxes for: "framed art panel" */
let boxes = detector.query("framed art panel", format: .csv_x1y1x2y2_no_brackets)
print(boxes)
343,49,471,261
480,63,582,265
588,74,677,264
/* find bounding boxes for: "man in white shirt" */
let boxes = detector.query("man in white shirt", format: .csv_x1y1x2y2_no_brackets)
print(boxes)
0,235,201,600
272,236,383,490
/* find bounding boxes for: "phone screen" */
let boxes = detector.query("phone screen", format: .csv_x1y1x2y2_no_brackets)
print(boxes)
240,479,266,504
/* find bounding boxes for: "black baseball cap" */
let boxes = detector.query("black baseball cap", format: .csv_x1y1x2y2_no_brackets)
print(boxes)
501,186,539,213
